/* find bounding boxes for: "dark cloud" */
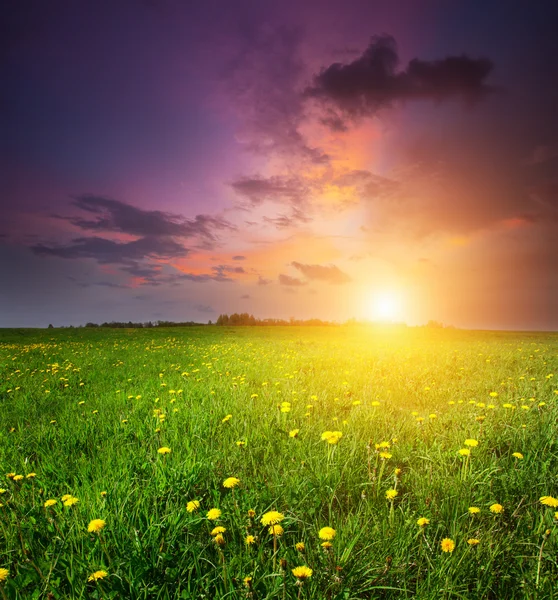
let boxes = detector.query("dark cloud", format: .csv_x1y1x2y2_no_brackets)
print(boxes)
232,255,246,260
193,304,214,313
263,208,312,229
59,195,234,241
231,175,310,207
278,273,306,286
306,34,494,126
257,275,272,285
291,261,351,284
32,235,188,264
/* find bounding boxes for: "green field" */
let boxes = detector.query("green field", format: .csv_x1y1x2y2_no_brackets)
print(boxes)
0,326,557,599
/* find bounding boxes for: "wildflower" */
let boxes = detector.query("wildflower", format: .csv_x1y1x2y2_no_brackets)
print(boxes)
292,566,312,580
222,414,232,423
44,499,57,508
417,517,430,527
321,541,333,549
490,503,504,514
321,430,343,444
0,489,6,495
467,538,480,546
244,576,253,587
87,519,106,533
441,538,455,553
88,570,108,582
295,541,305,552
26,473,37,479
13,475,24,482
269,524,284,536
247,509,256,518
245,535,256,545
207,508,221,520
385,489,398,500
211,526,226,536
64,497,79,507
236,440,246,447
319,526,336,541
100,491,107,497
61,494,73,502
223,477,240,489
380,451,392,459
157,447,171,455
540,496,558,508
512,452,524,459
0,568,9,582
261,511,284,526
464,439,478,447
186,500,200,513
289,429,300,438
468,507,480,515
458,448,471,457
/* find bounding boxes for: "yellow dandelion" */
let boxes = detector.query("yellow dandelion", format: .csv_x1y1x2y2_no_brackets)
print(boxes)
63,497,79,507
295,541,305,551
289,429,300,438
61,494,72,502
222,414,232,423
88,570,108,582
512,452,524,459
0,568,9,582
236,440,246,447
417,517,430,527
223,477,240,489
186,500,200,513
26,473,37,479
245,535,256,545
87,519,106,533
385,489,398,500
261,511,284,526
394,468,402,476
441,538,455,553
247,509,256,518
540,496,558,508
211,526,226,536
321,541,333,549
292,566,312,580
318,527,336,541
464,439,478,447
13,475,24,482
0,489,6,494
490,503,504,514
379,451,392,459
157,446,171,455
44,499,57,508
458,448,471,457
468,507,480,515
269,524,284,536
207,508,221,520
467,538,480,546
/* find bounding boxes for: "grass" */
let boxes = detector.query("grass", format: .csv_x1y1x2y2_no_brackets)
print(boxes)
0,325,557,599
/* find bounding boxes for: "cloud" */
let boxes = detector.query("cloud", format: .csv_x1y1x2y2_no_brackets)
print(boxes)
61,195,234,241
232,255,246,260
241,294,250,299
257,275,272,285
231,175,310,207
278,273,306,286
306,34,494,126
291,261,351,284
263,208,312,229
32,235,188,264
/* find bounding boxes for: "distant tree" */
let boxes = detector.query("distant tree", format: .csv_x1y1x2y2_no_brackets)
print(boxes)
48,324,54,329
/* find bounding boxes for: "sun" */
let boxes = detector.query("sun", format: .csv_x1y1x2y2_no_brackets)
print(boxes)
369,290,403,323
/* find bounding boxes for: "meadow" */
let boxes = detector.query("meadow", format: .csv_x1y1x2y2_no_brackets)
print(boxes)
0,325,557,599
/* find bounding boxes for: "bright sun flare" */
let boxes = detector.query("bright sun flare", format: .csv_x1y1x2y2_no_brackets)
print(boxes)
369,291,403,322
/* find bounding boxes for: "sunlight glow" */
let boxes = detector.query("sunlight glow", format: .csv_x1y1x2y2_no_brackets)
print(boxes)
369,290,403,322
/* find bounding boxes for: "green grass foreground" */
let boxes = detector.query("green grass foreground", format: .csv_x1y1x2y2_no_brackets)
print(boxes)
0,326,557,599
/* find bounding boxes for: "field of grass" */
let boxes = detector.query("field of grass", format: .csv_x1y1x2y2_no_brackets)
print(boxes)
0,325,557,599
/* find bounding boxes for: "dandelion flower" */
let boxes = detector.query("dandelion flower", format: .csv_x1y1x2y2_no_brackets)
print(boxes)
394,468,402,476
13,475,24,482
247,509,256,518
211,526,226,536
490,503,504,514
321,431,342,444
261,511,284,526
87,519,106,533
468,507,480,515
222,414,232,423
26,473,36,479
63,497,79,507
0,568,8,582
44,499,57,508
223,477,240,489
295,541,305,552
186,500,200,513
207,508,221,520
157,447,171,455
380,451,392,459
467,538,480,546
464,439,478,447
385,489,398,500
245,535,256,545
269,524,284,536
61,494,72,502
321,541,333,549
441,538,455,553
292,566,312,580
458,448,471,457
417,517,430,527
512,452,523,459
88,570,108,582
289,429,300,438
318,527,336,541
540,496,558,508
236,440,246,447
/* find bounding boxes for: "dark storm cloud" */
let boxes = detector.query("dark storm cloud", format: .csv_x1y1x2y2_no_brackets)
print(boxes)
32,235,188,264
60,195,234,241
278,274,306,286
306,34,494,125
231,176,310,207
291,261,351,284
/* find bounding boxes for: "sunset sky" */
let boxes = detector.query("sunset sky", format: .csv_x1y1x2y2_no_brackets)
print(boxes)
1,0,557,329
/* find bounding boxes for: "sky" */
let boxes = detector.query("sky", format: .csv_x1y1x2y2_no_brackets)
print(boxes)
1,0,557,329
